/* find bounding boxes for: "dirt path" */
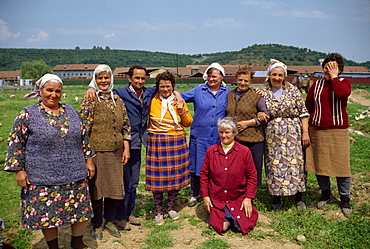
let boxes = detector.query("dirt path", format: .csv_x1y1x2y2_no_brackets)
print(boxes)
349,89,370,106
30,205,302,249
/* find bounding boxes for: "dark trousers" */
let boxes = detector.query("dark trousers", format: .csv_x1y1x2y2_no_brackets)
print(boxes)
91,198,119,227
190,173,200,197
239,141,264,186
116,148,141,219
316,175,351,197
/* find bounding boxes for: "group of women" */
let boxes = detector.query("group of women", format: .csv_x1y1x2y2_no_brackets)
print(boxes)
4,52,352,248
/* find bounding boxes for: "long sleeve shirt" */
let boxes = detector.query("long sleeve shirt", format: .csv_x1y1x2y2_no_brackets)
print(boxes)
181,84,230,139
305,77,351,129
5,103,95,172
148,97,193,135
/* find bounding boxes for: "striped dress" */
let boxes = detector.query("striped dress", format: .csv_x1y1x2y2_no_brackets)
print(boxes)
146,96,193,192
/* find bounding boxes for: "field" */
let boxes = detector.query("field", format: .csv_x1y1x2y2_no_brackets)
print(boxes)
0,84,369,249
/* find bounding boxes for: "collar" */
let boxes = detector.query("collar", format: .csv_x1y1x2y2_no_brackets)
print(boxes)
129,84,143,99
214,141,239,155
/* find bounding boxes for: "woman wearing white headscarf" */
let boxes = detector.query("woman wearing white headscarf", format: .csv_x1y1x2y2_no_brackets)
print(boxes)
180,62,231,207
79,65,131,240
261,59,310,211
5,73,95,249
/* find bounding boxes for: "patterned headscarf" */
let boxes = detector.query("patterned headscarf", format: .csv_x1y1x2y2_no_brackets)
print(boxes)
88,64,116,105
24,73,63,101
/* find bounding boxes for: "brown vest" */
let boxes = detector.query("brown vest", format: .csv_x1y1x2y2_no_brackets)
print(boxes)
89,98,125,151
226,88,264,143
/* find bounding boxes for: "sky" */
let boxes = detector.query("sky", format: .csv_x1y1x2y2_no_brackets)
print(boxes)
0,0,369,63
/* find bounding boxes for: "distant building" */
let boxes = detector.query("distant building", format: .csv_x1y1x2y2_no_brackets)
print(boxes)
53,64,100,79
0,70,21,86
113,67,192,78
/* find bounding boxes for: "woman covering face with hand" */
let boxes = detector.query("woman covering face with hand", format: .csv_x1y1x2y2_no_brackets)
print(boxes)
5,73,95,249
79,65,131,240
305,53,352,217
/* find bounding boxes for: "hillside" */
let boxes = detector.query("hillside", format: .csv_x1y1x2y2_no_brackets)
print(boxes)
0,44,369,71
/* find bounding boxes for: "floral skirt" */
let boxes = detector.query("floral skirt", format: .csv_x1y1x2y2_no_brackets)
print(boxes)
20,179,93,230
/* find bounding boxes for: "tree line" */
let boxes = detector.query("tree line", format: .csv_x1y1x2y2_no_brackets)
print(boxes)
0,44,369,72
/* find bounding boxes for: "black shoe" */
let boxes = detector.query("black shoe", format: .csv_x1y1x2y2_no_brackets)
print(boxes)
271,202,282,211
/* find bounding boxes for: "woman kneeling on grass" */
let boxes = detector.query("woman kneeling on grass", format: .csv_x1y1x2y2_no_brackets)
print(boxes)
200,117,258,234
146,71,193,225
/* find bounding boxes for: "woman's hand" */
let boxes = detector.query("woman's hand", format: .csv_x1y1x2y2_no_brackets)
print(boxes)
253,88,263,96
302,131,310,148
257,112,269,123
16,170,30,189
301,117,310,148
122,148,130,166
85,158,95,179
326,61,339,80
174,91,185,114
240,198,253,218
237,120,248,132
203,196,213,213
83,88,97,102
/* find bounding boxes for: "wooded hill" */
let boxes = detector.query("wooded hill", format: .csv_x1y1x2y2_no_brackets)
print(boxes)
1,44,369,71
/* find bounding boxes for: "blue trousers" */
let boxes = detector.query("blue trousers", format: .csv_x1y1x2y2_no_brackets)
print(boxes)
316,175,351,197
116,148,141,219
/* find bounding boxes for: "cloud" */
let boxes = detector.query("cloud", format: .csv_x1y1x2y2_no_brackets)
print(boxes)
291,9,332,19
26,31,49,43
103,33,115,40
242,0,283,10
0,19,21,41
127,21,196,32
203,17,244,28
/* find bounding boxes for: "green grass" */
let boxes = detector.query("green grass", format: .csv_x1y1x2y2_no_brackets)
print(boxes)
0,84,369,248
272,209,370,249
197,237,231,249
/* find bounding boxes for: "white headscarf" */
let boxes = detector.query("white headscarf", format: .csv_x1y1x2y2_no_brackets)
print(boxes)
88,64,116,105
25,73,63,101
160,93,179,126
266,59,288,77
202,62,227,87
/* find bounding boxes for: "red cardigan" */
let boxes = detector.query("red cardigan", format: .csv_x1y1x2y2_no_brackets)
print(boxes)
305,77,351,129
200,141,258,234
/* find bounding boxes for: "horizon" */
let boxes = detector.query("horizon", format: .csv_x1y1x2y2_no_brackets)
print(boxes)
1,0,369,63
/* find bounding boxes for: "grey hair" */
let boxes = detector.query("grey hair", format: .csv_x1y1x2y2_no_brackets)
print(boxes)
217,117,238,134
94,64,112,77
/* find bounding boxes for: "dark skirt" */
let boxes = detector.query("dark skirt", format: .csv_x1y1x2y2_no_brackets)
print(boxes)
20,179,93,230
146,133,190,192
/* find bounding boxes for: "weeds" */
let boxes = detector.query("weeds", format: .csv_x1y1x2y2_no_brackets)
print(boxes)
197,237,230,249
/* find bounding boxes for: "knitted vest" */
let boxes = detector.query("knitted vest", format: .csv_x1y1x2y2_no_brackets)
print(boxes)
89,98,125,151
227,88,264,143
25,104,87,185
